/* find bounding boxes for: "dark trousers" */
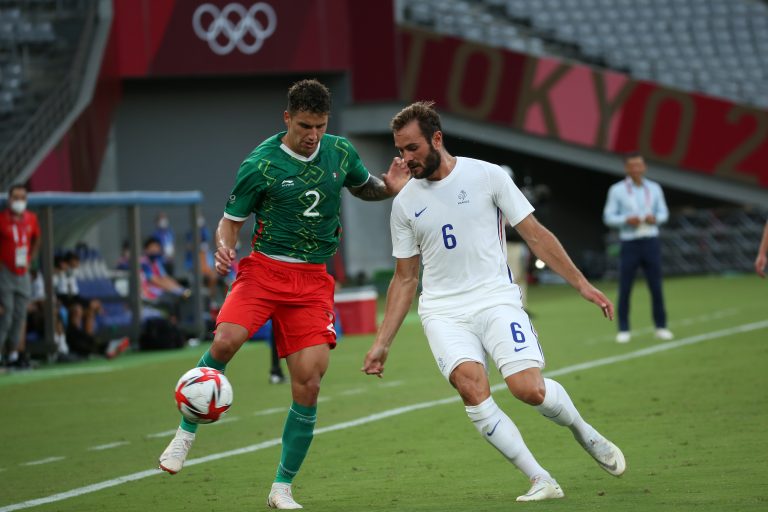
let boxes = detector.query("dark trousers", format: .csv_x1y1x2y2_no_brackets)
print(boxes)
618,237,667,332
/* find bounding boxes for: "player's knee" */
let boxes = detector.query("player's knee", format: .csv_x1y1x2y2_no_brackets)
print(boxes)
512,383,546,406
450,370,489,405
211,328,247,362
291,376,321,404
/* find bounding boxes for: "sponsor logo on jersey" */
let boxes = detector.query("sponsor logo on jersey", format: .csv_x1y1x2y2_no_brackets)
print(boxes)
193,2,277,56
457,190,470,204
281,179,295,187
415,207,427,217
514,346,528,353
228,194,237,203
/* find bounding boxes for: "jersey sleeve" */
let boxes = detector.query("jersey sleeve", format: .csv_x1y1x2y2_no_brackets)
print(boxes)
390,197,420,258
224,157,266,221
489,165,534,227
340,138,371,188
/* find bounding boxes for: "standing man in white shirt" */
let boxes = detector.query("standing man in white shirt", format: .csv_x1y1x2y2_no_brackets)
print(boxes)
603,153,673,344
362,101,625,503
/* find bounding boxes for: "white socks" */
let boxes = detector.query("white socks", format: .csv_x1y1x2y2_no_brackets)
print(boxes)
536,378,597,445
466,397,549,480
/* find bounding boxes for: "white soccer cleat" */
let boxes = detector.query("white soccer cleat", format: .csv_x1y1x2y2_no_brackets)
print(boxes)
615,331,631,343
158,428,195,475
516,476,565,502
654,328,674,340
581,436,626,476
267,483,303,509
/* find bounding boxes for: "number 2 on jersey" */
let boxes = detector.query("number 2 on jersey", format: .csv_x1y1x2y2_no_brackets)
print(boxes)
303,190,320,217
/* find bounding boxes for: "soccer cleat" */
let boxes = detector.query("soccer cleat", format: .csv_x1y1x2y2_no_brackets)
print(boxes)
158,428,195,474
615,331,631,343
654,328,674,340
106,337,130,359
516,476,565,502
580,435,626,476
267,482,303,509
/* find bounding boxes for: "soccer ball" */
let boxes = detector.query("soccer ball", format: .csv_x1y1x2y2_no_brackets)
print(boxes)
174,367,233,424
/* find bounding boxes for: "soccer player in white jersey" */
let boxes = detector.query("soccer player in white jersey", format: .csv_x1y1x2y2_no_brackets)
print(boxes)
362,101,626,502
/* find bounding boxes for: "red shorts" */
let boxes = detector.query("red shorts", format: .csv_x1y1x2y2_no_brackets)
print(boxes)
216,252,336,358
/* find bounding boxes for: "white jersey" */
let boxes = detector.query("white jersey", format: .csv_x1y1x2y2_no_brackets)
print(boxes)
391,157,534,317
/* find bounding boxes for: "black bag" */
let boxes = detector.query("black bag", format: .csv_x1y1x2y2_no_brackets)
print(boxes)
139,318,185,350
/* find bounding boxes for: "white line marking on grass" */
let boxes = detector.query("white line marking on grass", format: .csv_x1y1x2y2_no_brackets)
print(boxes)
21,457,65,467
338,387,366,396
87,442,130,451
254,406,287,416
2,319,766,512
583,309,740,345
380,380,405,388
145,428,178,439
210,416,239,426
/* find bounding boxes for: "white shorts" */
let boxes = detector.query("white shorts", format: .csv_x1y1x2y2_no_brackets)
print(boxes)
421,304,545,380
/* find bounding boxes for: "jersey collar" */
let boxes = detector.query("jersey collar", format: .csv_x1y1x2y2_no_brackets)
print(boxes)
280,141,321,162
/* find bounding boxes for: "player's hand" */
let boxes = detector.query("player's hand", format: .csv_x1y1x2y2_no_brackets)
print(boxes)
579,284,614,320
644,214,657,224
361,343,389,378
626,216,641,226
756,253,767,278
381,157,410,196
214,246,236,276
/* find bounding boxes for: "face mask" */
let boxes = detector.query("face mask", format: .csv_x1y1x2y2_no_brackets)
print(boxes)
10,200,26,214
197,216,206,228
158,218,169,229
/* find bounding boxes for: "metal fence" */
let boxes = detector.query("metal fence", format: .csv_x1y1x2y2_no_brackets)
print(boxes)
603,207,768,277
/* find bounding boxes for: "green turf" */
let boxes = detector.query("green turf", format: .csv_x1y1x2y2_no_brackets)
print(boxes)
1,274,766,511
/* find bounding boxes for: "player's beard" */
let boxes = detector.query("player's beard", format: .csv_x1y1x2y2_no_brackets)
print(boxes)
410,144,441,180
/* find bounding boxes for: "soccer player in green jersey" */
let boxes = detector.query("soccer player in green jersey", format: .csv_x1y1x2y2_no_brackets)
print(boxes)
159,79,410,509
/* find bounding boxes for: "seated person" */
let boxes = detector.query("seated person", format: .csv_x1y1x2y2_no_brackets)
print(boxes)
141,237,190,321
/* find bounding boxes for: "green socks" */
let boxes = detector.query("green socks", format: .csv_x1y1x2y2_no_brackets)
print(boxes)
275,401,318,483
179,349,227,434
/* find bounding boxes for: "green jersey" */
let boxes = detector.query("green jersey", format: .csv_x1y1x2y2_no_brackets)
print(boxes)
224,132,370,263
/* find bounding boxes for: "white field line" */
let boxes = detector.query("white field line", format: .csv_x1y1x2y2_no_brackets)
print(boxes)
380,380,405,388
582,308,740,345
253,406,287,416
2,319,767,512
87,442,130,452
20,457,65,467
338,387,366,396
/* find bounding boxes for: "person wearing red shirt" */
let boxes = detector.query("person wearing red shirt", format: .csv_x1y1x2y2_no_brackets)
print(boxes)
0,184,40,366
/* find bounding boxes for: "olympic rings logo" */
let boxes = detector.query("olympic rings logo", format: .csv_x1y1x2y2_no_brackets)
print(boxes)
193,2,277,55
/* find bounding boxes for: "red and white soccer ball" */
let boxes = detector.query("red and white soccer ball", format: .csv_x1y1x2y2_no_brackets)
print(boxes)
174,367,233,424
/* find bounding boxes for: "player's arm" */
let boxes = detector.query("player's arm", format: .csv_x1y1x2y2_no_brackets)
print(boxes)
214,216,245,276
348,157,410,200
515,214,614,320
362,254,420,377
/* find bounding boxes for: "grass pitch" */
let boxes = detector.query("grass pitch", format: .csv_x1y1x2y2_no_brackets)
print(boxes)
1,274,766,511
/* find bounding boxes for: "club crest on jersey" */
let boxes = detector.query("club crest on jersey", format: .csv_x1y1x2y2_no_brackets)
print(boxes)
333,172,338,180
228,194,236,203
457,190,470,205
281,179,295,187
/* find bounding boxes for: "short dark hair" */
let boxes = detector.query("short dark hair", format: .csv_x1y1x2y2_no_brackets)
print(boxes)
390,101,443,144
144,236,161,250
8,183,27,199
623,151,643,162
287,79,331,115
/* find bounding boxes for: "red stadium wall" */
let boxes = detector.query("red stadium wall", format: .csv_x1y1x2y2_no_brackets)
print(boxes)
395,27,768,188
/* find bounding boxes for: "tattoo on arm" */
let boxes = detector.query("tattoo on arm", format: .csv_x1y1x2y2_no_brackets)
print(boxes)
349,176,390,201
